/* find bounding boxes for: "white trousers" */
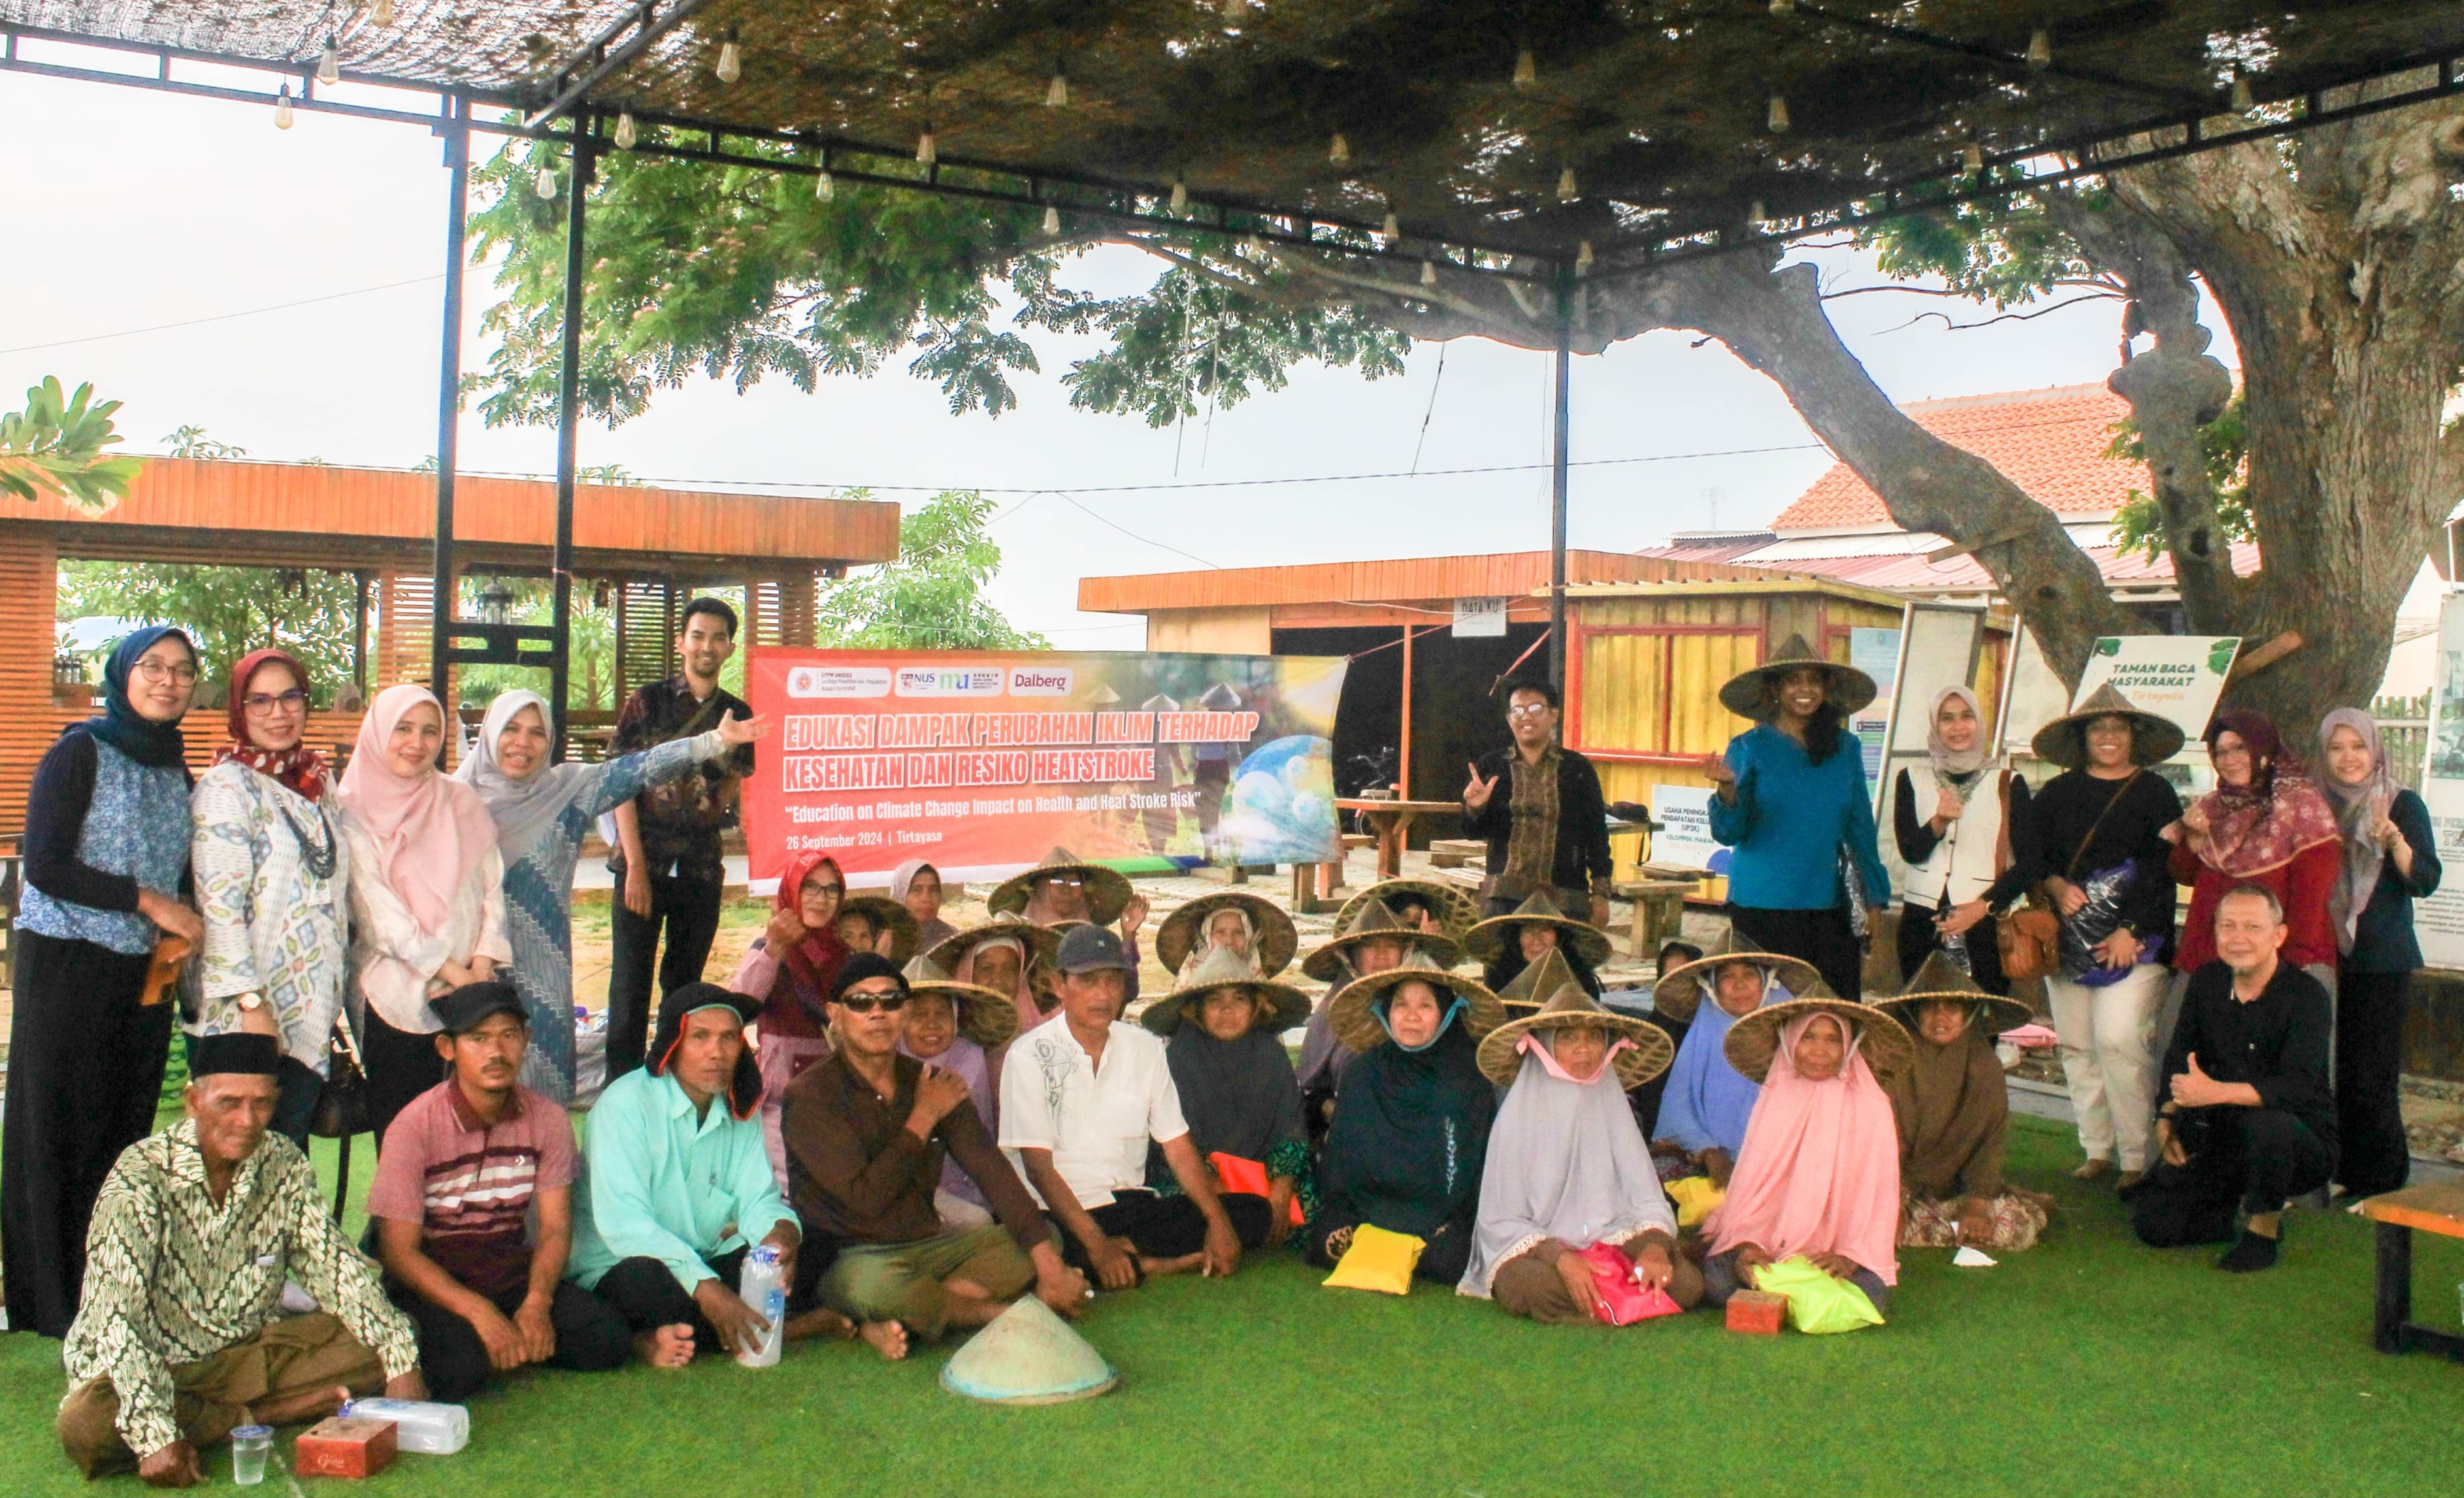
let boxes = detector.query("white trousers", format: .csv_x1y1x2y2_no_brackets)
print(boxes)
2046,962,2169,1172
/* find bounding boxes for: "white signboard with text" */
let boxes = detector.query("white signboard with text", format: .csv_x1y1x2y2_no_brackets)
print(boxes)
1649,784,1728,877
1452,597,1507,638
2071,635,2241,743
2412,593,2464,969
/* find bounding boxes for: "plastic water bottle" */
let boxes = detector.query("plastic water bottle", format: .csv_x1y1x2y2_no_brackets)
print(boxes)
340,1398,469,1455
229,1424,271,1485
738,1245,785,1367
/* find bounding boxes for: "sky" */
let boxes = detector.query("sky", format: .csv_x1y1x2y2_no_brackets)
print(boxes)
0,47,2233,649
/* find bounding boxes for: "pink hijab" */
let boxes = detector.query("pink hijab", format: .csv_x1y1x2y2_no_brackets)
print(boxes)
337,684,498,935
1706,1011,1902,1285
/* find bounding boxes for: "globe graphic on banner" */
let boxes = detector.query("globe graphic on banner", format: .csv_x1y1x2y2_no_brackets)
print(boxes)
1215,735,1338,865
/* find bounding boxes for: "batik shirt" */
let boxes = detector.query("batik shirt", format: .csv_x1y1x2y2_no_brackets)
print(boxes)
606,677,755,884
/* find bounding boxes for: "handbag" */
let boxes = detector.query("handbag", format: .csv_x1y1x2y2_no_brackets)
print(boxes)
1999,770,2139,983
310,1014,370,1140
1577,1241,1685,1326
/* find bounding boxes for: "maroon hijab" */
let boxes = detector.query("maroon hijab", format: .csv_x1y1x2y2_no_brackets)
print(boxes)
212,648,328,800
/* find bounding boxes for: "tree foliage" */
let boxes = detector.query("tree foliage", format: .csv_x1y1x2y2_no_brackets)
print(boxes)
2,378,145,515
57,562,363,698
816,489,1047,650
162,426,246,460
2106,395,2255,564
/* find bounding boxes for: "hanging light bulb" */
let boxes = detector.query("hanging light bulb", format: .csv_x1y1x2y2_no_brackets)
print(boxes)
316,41,340,88
1381,210,1400,246
2230,71,2254,112
1328,133,1350,166
1042,203,1061,235
274,85,295,130
2026,29,2050,69
916,129,936,165
1962,140,1984,174
815,170,834,201
715,37,742,84
614,110,637,150
1046,71,1069,108
371,0,395,25
1767,94,1790,133
1419,259,1437,288
1556,165,1577,201
1513,48,1536,90
1575,240,1594,276
1169,177,1188,212
534,164,556,200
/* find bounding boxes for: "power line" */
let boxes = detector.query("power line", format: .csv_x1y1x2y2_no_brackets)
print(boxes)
0,275,446,356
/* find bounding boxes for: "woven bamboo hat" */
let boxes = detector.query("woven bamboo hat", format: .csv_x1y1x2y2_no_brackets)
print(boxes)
1326,957,1505,1056
1648,928,1821,1024
1462,888,1612,967
898,956,1021,1049
839,894,921,966
1475,951,1674,1090
925,913,1061,975
1717,632,1879,720
1722,982,1913,1086
1873,951,2033,1037
1332,878,1479,940
1140,945,1312,1037
1302,898,1464,982
987,847,1137,926
2029,682,2186,769
1153,890,1299,979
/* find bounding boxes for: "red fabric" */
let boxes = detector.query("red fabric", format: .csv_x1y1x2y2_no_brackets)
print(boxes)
212,648,329,800
1576,1241,1683,1325
2170,837,2342,973
1207,1150,1304,1226
765,851,849,1037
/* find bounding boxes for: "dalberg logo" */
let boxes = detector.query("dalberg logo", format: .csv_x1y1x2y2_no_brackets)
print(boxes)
1007,666,1075,697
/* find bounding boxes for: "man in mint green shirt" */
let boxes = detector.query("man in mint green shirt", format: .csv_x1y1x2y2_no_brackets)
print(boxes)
570,983,848,1365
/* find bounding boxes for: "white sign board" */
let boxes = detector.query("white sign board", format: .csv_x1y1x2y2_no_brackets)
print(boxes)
2411,593,2464,968
2071,635,2241,744
1452,597,1507,638
1649,784,1729,877
1848,627,1901,783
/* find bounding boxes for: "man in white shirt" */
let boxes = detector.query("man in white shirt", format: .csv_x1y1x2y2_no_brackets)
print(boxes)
1000,925,1269,1289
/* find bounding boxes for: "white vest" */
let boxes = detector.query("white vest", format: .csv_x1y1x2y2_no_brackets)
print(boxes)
1903,762,2010,910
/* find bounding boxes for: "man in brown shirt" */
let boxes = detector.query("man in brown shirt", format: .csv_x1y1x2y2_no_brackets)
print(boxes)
781,954,1087,1360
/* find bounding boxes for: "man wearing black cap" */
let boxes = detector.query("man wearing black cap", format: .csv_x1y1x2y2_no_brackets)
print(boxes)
369,983,632,1398
998,925,1271,1288
56,1033,425,1484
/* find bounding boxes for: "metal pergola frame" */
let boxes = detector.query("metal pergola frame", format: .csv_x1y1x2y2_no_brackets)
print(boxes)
6,16,2461,709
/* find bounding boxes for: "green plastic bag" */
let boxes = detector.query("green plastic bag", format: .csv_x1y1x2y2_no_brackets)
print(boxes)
1749,1256,1886,1334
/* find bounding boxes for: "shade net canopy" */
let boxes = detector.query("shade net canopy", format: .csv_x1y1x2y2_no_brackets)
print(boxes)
7,1,2461,270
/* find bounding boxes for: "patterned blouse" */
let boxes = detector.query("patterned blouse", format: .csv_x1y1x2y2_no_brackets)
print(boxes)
62,1121,419,1457
189,760,352,1074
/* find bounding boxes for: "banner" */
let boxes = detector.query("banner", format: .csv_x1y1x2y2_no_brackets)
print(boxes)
2072,634,2241,744
743,650,1349,887
2412,593,2464,968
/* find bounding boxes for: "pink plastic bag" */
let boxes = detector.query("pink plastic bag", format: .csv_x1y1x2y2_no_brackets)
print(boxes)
1576,1242,1684,1326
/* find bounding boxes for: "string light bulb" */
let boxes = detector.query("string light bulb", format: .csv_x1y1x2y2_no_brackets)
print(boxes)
274,85,294,129
1962,140,1984,174
1046,72,1069,108
1575,240,1594,276
1170,178,1188,212
1328,133,1350,166
1513,49,1537,90
1381,210,1400,246
815,169,834,201
1420,259,1437,288
1767,94,1790,133
316,41,340,87
916,129,936,165
715,38,742,84
370,0,394,25
1556,165,1577,201
614,110,637,149
2026,29,2050,69
2230,72,2254,112
1042,204,1060,235
534,164,556,199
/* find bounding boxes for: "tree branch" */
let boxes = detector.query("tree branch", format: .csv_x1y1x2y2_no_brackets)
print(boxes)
1877,293,2123,333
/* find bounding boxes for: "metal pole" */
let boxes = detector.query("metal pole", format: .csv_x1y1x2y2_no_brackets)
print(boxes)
550,112,591,762
1398,624,1414,797
1547,284,1571,690
427,95,470,704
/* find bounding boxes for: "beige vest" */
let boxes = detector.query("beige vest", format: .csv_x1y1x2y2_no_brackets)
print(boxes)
1903,762,2010,910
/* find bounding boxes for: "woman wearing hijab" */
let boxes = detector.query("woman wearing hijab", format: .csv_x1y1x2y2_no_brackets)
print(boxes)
3,627,203,1339
1466,890,1609,1000
1892,686,2037,995
1878,954,2051,1252
189,649,348,1147
1140,947,1314,1241
896,956,1021,1229
1458,953,1695,1321
1701,992,1910,1312
928,918,1060,1038
1647,934,1819,1187
729,850,850,1188
455,688,764,1101
1153,890,1298,983
889,860,959,955
1307,964,1505,1284
2170,711,2342,987
337,684,510,1149
2317,709,2441,1197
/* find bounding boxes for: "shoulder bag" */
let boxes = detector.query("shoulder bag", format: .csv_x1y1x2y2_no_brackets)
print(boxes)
1999,770,2138,983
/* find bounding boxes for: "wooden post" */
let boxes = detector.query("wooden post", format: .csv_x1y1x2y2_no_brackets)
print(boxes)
1398,623,1414,798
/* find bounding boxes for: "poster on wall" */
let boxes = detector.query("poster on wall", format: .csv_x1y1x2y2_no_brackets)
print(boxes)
1848,627,1901,782
742,650,1349,888
2410,593,2464,969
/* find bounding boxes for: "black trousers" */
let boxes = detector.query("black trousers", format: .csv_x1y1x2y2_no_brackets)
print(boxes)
389,1277,632,1401
590,1247,827,1358
361,1008,448,1157
1304,1208,1473,1285
1728,904,1864,1001
1,931,171,1338
1056,1190,1273,1271
1896,901,2010,996
605,870,725,1080
2335,966,2412,1197
2130,1108,2335,1248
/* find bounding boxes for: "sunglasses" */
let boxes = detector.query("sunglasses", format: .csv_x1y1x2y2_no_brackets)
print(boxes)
836,991,908,1013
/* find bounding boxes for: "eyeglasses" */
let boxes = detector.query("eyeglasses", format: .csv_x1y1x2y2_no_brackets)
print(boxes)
133,659,200,685
1507,702,1554,717
805,883,844,899
835,991,908,1013
1040,875,1085,888
243,689,309,715
2210,743,2254,760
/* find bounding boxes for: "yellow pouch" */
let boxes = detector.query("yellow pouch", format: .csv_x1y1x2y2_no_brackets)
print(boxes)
1322,1224,1426,1295
1666,1176,1724,1229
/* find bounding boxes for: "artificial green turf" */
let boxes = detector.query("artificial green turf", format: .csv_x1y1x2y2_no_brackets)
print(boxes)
5,1116,2461,1497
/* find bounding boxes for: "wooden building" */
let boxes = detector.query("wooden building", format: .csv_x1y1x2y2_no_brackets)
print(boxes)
1,457,900,836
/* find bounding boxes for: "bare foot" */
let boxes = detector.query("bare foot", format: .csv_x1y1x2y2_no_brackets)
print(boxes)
638,1323,695,1369
784,1306,857,1343
1136,1251,1206,1279
858,1320,910,1361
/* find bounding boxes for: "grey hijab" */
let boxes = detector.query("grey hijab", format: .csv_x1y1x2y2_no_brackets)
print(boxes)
453,689,604,863
1457,1046,1677,1297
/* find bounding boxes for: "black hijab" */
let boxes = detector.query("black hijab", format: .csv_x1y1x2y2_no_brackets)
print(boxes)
648,981,763,1120
85,625,194,769
1164,1023,1306,1164
1318,1020,1496,1237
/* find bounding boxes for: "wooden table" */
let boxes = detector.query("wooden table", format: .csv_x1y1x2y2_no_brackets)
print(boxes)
2357,1180,2464,1360
1335,798,1462,881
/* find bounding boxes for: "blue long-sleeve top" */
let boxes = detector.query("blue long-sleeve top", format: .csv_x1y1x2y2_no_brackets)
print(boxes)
1707,722,1889,912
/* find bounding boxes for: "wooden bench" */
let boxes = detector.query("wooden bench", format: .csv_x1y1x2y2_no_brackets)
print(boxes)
1615,878,1696,955
1428,838,1485,870
2358,1180,2464,1360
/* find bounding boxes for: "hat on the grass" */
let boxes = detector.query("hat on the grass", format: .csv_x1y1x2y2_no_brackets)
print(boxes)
899,956,1021,1049
1141,945,1311,1037
1717,633,1878,720
1647,929,1820,1024
2029,682,2186,769
1462,888,1611,967
1332,877,1479,940
1475,951,1675,1090
987,847,1137,925
1153,890,1299,979
837,894,921,966
1873,951,2033,1037
1326,957,1505,1056
1302,898,1463,982
940,1296,1117,1405
1722,982,1913,1086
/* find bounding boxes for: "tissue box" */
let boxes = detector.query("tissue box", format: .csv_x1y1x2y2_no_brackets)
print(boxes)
295,1416,397,1478
1725,1290,1787,1336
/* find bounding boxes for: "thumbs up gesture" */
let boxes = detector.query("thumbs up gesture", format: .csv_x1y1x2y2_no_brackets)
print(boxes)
2169,1051,2226,1109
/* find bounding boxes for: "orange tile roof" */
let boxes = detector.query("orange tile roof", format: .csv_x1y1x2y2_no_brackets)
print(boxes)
1769,383,2146,533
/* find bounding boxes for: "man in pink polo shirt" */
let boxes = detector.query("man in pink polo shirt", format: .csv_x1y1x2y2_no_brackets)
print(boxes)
369,982,632,1398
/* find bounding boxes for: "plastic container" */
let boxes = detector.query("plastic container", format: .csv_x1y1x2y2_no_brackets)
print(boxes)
230,1424,271,1485
339,1398,469,1456
738,1244,785,1367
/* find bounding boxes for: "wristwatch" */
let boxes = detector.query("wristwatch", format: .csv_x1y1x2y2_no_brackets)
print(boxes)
236,993,265,1013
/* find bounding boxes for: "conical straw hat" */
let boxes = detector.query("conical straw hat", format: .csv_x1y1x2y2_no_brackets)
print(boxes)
1873,951,2033,1037
938,1296,1117,1405
1302,897,1464,982
1154,890,1299,978
925,913,1060,973
1648,928,1820,1024
1325,956,1505,1056
1475,950,1674,1090
839,894,920,966
1332,877,1479,939
1141,944,1311,1037
1462,888,1611,967
987,847,1136,925
898,956,1020,1049
2029,682,2186,769
1717,632,1878,720
1722,981,1913,1086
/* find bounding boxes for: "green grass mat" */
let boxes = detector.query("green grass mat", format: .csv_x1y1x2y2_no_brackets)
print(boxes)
5,1116,2461,1496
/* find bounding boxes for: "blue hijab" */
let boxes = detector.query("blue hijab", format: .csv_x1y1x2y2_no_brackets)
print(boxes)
1656,981,1792,1156
84,626,194,769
